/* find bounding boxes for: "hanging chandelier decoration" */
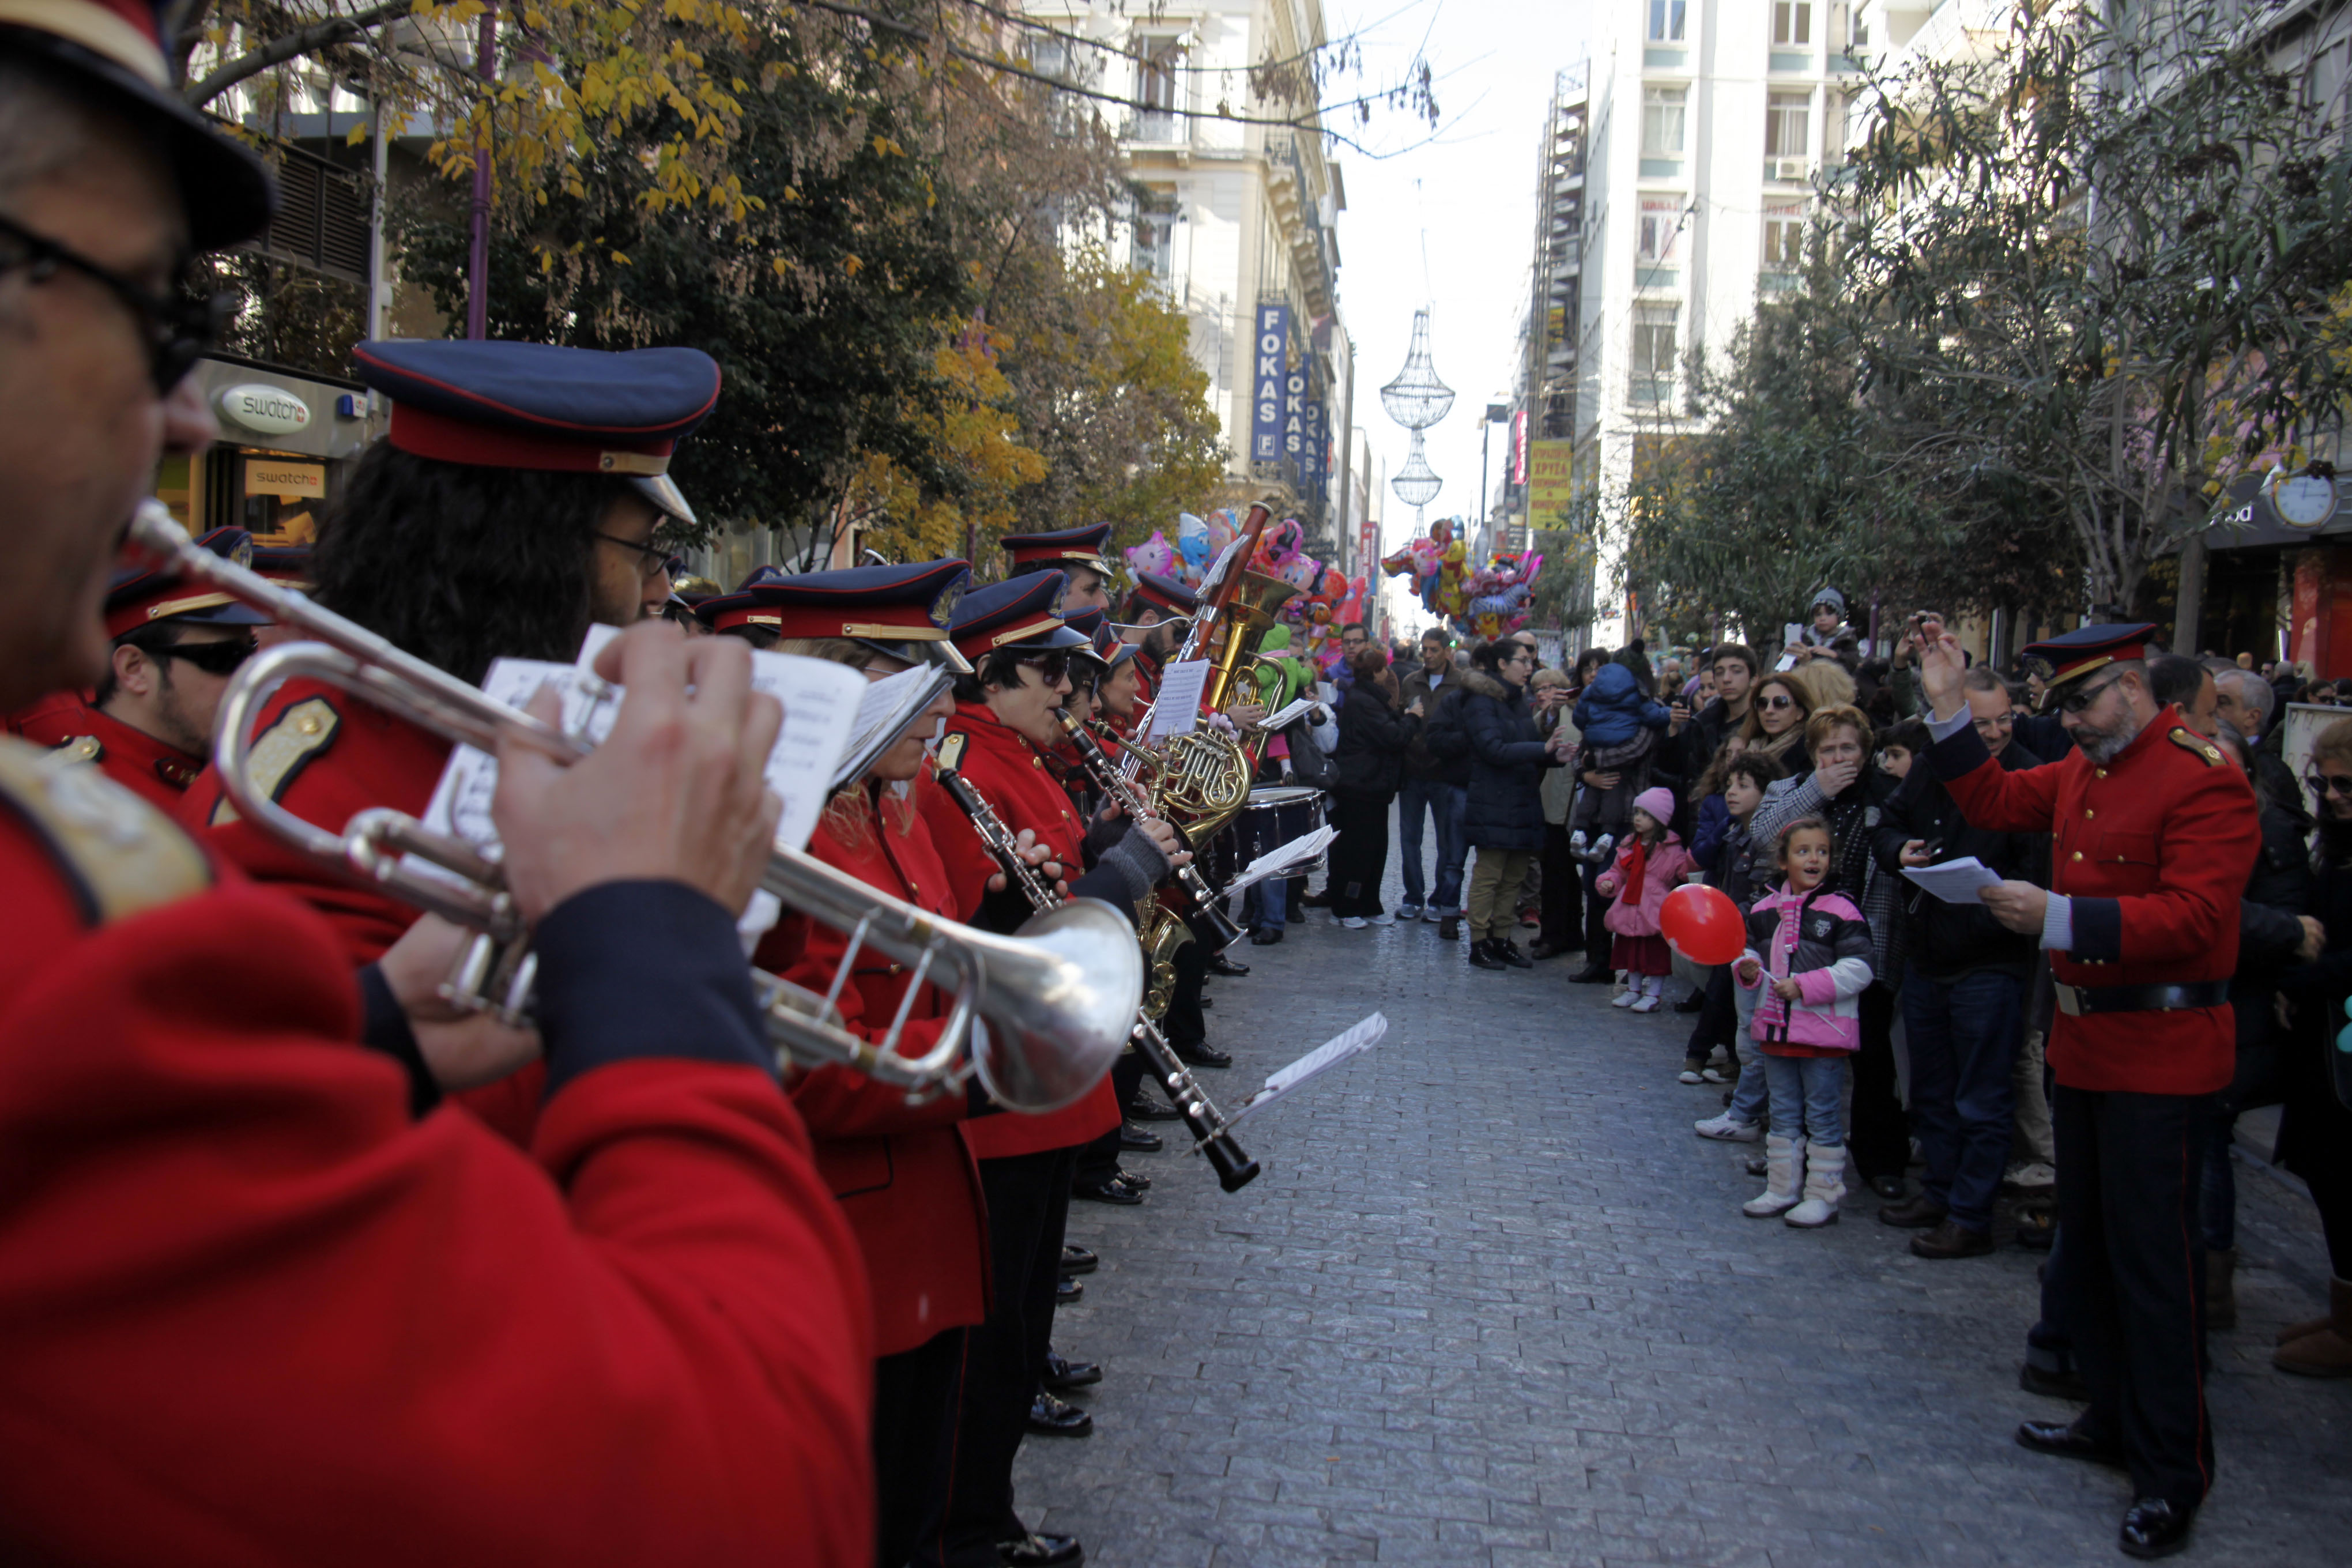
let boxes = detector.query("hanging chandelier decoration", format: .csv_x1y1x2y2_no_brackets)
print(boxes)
1392,431,1442,508
1384,308,1453,520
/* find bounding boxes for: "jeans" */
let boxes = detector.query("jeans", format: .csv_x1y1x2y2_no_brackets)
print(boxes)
1761,1053,1847,1147
1397,779,1468,915
1242,877,1286,933
1902,963,2024,1231
1729,983,1769,1125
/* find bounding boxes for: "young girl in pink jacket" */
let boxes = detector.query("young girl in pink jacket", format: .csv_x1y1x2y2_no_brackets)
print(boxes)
1733,816,1875,1228
1594,786,1699,1013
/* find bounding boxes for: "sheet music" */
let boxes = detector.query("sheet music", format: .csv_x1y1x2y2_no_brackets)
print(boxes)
1262,695,1318,732
1899,855,2006,904
831,664,950,790
1223,1012,1387,1130
1223,825,1337,896
1197,536,1247,598
1145,659,1212,740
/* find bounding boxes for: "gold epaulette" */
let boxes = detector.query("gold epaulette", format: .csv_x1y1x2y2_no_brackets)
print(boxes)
2169,727,2225,767
211,696,340,826
52,734,104,765
0,736,210,924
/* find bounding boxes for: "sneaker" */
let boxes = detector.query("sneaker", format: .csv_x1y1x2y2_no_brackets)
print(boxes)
1497,939,1533,970
1338,915,1367,930
1569,830,1589,857
1396,902,1422,921
1369,911,1397,926
1701,1066,1733,1084
1630,992,1662,1012
1467,939,1509,971
1611,987,1641,1008
1694,1111,1763,1142
1677,1055,1706,1083
1591,834,1615,863
2003,1161,2057,1192
1422,906,1446,923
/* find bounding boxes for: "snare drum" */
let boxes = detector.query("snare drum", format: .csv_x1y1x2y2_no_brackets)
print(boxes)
1238,785,1328,869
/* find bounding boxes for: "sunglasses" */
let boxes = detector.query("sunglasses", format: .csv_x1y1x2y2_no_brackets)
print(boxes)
2053,673,2126,715
2310,772,2352,798
154,637,258,677
0,213,229,394
1013,651,1072,683
1758,693,1798,710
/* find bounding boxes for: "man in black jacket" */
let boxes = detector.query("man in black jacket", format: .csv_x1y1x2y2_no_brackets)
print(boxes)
1873,666,2046,1258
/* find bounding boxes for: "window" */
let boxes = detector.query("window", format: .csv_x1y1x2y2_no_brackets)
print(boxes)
1642,85,1687,156
1766,91,1811,159
1136,35,1182,138
1631,304,1678,402
1638,197,1684,263
1132,186,1178,281
2310,35,2348,117
1762,203,1804,269
1647,0,1686,42
1774,1,1811,46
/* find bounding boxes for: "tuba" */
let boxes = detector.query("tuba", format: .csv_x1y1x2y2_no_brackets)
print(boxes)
1143,566,1301,840
126,504,1139,1114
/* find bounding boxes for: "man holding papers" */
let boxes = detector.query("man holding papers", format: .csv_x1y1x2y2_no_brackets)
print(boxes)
1916,620,2257,1562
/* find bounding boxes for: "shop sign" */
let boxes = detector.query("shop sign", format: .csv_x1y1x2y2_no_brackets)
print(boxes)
218,384,313,436
244,460,326,499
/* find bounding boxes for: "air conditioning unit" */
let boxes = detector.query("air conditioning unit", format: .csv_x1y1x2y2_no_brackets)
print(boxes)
1765,157,1810,182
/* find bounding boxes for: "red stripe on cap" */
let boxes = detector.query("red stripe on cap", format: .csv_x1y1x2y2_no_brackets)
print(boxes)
92,0,159,43
387,404,674,473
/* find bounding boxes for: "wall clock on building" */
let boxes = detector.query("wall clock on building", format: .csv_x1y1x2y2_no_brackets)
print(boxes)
2270,464,2340,530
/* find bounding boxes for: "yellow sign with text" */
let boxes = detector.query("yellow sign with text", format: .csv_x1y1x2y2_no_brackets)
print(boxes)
1526,439,1574,524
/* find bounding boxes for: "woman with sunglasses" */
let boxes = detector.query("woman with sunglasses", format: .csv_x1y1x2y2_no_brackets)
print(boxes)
1735,673,1812,768
9,525,265,809
2270,719,2352,1378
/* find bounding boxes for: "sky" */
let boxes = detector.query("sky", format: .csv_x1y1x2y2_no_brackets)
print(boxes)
1324,0,1590,627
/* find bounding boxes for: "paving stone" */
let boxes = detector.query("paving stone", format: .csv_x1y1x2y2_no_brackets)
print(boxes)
1015,825,2352,1564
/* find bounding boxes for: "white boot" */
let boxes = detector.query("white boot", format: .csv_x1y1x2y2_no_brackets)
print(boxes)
1569,830,1589,858
1785,1142,1847,1228
1743,1135,1805,1218
1630,974,1664,1012
1591,833,1615,864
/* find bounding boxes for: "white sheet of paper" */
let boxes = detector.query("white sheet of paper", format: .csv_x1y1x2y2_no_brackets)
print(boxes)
1224,1012,1386,1130
1262,695,1318,732
1197,536,1247,598
1146,659,1213,740
1223,825,1337,896
831,664,949,790
1900,855,2006,904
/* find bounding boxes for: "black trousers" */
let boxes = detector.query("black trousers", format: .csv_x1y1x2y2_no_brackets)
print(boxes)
1687,965,1736,1058
1326,790,1391,918
1162,938,1208,1049
1073,1051,1148,1183
1537,822,1582,950
2055,1085,2215,1510
876,1327,966,1568
922,1147,1077,1568
1847,982,1911,1182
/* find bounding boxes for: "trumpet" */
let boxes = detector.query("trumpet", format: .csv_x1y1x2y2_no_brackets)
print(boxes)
932,733,1261,1192
126,503,1139,1114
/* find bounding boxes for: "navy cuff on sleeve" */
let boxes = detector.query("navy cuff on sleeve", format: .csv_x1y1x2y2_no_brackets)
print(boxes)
356,963,442,1118
2070,896,2124,964
533,880,774,1096
1925,721,1993,783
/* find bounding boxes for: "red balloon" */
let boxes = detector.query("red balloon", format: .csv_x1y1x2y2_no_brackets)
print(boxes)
1659,883,1745,966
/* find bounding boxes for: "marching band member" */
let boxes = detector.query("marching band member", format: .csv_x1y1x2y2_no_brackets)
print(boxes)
8,525,269,806
0,6,872,1559
1001,522,1117,618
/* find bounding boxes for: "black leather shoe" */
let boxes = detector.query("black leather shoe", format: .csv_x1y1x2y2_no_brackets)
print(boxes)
1071,1176,1143,1206
2018,1360,2090,1402
1498,940,1533,970
1301,889,1332,908
1569,962,1615,983
1113,1167,1150,1192
1126,1094,1182,1122
2015,1419,2125,1468
1468,939,1507,971
1173,1041,1232,1069
1119,1124,1163,1153
1910,1219,1995,1259
1878,1195,1949,1228
2119,1498,2196,1559
1528,941,1564,960
1060,1244,1097,1275
1000,1531,1083,1567
1286,898,1305,923
1043,1350,1102,1390
1197,997,1213,1009
1867,1174,1908,1201
1438,916,1461,941
1026,1389,1093,1437
1250,927,1284,945
1673,988,1706,1012
1207,953,1250,977
1054,1275,1083,1304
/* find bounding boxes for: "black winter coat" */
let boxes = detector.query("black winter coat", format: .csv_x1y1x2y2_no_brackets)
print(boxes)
1458,671,1561,852
1872,739,2046,980
2234,793,2315,1056
1332,681,1416,798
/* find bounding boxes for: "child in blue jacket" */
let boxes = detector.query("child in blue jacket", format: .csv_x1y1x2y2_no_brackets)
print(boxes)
1567,660,1675,861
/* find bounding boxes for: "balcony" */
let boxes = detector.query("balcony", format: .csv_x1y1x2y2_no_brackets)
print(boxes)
1635,266,1680,292
1124,108,1183,145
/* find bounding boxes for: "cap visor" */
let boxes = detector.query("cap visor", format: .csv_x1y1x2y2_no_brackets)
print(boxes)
631,473,698,528
853,635,973,676
171,601,274,628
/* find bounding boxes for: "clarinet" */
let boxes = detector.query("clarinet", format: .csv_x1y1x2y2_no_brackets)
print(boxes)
1054,707,1243,951
933,734,1261,1192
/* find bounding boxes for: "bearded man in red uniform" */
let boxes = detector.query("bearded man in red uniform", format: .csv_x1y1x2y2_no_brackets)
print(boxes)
8,525,269,806
0,6,873,1561
1916,620,2258,1562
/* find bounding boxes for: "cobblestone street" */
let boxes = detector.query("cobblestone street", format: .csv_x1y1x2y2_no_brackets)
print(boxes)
1019,837,2352,1567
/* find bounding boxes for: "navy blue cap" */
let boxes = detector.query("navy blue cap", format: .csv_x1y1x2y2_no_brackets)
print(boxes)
105,526,271,638
1123,571,1198,624
948,572,1089,664
697,559,973,673
1004,523,1114,578
2019,623,2158,711
352,340,721,527
250,541,312,589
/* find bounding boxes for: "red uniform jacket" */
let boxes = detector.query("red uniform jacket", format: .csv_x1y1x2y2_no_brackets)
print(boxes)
755,790,991,1357
916,704,1120,1159
180,679,548,1140
1931,703,2259,1094
0,736,873,1566
9,689,204,811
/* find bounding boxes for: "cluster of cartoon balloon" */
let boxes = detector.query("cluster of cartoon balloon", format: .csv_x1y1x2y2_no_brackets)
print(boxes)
1122,510,1372,676
1379,518,1545,640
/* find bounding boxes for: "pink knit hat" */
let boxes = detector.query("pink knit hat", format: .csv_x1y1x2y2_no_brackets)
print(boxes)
1633,786,1677,826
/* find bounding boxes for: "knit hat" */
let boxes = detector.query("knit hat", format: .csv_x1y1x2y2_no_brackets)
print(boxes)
1633,786,1676,826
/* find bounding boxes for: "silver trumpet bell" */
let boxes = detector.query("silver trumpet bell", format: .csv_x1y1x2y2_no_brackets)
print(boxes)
132,503,1139,1113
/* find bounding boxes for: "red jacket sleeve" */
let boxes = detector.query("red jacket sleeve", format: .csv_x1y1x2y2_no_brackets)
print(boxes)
0,881,873,1567
1929,722,2069,836
758,913,966,1142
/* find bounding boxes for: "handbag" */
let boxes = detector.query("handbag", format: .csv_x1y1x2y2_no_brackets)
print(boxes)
1284,713,1339,790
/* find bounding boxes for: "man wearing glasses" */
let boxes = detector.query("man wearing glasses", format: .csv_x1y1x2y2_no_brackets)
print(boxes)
1916,620,2257,1561
9,524,264,806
